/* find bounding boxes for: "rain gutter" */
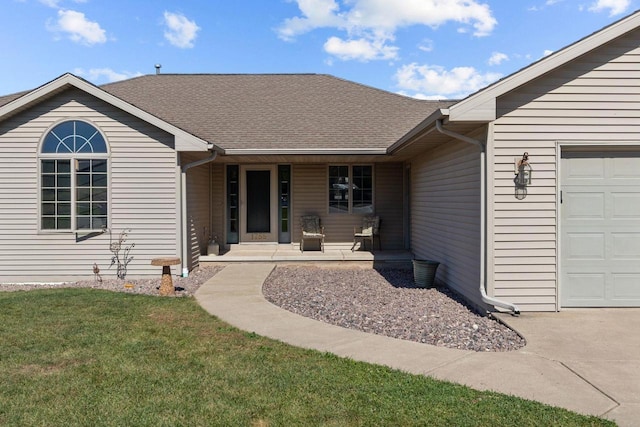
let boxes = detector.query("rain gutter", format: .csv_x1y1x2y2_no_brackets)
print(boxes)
435,119,520,315
223,148,387,156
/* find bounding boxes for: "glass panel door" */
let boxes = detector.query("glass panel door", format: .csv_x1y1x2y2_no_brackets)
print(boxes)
239,165,278,243
246,170,270,233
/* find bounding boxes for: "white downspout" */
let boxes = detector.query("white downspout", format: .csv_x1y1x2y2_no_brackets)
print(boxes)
180,151,218,277
435,119,520,315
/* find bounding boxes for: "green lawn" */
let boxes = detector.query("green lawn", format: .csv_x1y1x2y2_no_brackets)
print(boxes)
0,289,613,427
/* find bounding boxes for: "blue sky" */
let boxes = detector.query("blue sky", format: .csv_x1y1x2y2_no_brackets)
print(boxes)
1,0,638,99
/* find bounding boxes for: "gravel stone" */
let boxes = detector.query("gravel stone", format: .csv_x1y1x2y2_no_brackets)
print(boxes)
0,265,224,297
263,266,525,352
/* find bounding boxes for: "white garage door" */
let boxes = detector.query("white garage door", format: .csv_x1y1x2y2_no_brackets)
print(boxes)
561,150,640,307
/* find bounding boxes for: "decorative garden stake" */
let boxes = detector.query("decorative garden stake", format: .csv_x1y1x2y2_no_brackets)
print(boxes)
103,227,135,280
92,262,102,283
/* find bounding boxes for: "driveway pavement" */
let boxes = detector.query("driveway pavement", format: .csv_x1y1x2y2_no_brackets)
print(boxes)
494,309,640,426
195,263,640,426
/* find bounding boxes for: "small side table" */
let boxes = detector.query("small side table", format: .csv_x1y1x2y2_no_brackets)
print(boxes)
151,257,181,296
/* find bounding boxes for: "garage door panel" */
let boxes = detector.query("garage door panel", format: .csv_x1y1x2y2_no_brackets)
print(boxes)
564,273,606,301
612,157,640,179
564,157,605,179
564,192,605,219
561,151,640,307
565,232,605,260
612,233,640,259
612,193,640,218
612,274,640,300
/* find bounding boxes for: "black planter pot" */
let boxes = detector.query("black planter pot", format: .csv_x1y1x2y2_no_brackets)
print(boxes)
412,260,440,288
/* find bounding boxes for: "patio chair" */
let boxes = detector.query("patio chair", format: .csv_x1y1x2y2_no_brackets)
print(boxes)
300,215,325,252
352,215,380,252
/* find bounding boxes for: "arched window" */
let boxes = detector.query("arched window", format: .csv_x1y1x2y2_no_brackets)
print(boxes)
40,121,109,231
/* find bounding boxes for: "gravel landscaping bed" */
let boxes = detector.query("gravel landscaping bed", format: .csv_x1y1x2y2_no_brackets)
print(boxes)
0,265,223,297
263,266,525,352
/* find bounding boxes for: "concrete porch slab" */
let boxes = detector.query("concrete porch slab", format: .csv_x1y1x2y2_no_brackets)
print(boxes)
200,243,413,265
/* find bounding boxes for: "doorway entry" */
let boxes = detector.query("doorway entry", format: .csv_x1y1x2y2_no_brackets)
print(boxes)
240,165,278,243
226,164,291,244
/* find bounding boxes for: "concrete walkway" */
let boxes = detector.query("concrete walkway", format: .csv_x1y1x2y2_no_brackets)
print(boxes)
195,263,639,426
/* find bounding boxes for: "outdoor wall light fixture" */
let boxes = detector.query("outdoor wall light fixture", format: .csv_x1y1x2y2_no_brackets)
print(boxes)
514,152,532,200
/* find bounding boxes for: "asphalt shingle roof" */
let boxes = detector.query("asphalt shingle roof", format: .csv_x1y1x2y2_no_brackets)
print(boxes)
0,91,28,108
99,74,453,151
0,74,452,152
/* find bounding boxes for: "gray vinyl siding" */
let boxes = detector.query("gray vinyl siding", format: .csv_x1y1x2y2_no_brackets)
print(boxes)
491,28,640,311
410,140,482,308
292,164,359,244
184,153,212,270
374,163,404,250
0,88,179,282
291,164,323,243
291,163,404,245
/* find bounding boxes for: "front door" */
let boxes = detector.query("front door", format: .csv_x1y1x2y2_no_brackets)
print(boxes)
240,165,278,243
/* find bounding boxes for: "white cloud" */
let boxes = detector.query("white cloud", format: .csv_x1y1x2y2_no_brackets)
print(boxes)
588,0,630,16
324,36,398,61
418,39,434,52
39,0,87,8
48,9,106,45
278,0,497,61
488,51,508,66
278,0,343,41
528,0,564,11
395,63,502,99
543,49,554,57
74,68,143,84
279,0,496,38
163,11,200,48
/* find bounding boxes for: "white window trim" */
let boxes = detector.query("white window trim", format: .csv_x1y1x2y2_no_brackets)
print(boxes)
38,155,111,233
37,120,111,234
327,164,374,214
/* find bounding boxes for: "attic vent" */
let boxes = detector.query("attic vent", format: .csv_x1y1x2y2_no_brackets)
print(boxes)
155,64,162,75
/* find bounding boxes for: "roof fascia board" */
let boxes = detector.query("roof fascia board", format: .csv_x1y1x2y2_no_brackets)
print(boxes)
449,10,640,122
223,148,388,155
0,73,210,152
387,108,448,154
